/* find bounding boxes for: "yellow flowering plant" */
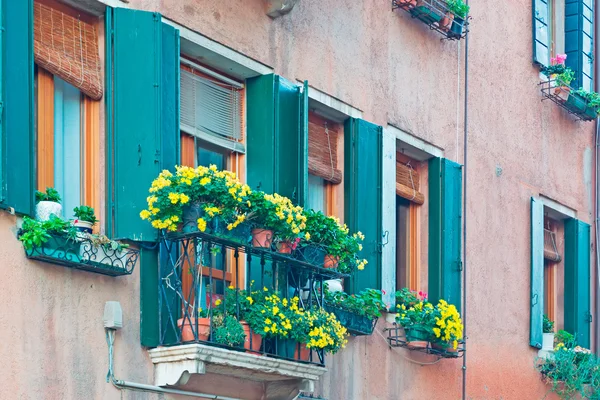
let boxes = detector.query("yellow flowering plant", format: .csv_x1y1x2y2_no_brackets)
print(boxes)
246,290,296,339
140,165,251,233
431,299,463,350
241,191,307,239
303,308,348,354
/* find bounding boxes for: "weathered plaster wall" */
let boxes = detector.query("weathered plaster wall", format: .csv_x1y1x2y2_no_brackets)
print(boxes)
3,0,595,398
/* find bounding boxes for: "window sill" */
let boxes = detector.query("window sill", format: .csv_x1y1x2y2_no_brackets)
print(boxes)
148,344,326,398
24,234,138,277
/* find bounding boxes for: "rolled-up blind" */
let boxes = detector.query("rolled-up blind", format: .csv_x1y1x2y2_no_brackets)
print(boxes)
544,228,561,262
33,2,103,100
396,162,424,204
180,69,243,148
308,115,342,184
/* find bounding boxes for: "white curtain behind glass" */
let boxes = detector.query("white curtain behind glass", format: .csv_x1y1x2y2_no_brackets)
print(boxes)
307,174,326,214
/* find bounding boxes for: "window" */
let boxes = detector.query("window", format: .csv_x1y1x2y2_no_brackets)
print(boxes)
395,154,423,291
34,1,102,221
543,218,562,324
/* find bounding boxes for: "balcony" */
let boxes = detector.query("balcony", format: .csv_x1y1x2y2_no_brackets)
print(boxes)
392,0,470,41
150,230,347,398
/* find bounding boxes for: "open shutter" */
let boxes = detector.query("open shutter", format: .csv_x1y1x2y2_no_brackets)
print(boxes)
246,74,307,205
345,118,383,292
565,0,594,91
530,197,544,349
428,158,462,312
2,0,35,215
564,218,591,348
533,0,551,66
107,8,179,241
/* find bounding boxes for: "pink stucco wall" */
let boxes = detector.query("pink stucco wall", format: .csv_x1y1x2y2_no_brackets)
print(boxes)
2,0,595,398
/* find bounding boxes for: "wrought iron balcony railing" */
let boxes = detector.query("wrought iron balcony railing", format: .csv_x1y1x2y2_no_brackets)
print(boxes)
157,230,348,367
540,79,598,122
392,0,470,41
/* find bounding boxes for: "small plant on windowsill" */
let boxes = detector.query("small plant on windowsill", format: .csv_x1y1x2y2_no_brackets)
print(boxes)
35,187,63,221
445,0,470,39
324,288,385,335
73,205,98,234
18,215,77,252
542,314,555,352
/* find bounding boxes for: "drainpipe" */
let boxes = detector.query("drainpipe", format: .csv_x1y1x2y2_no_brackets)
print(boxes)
461,3,470,400
105,329,241,400
595,1,600,355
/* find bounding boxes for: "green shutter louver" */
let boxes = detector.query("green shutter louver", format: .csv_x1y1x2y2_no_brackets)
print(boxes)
565,0,594,91
564,218,591,348
533,0,551,66
246,74,307,206
428,158,462,312
530,197,544,349
2,0,35,215
344,118,383,292
107,8,180,241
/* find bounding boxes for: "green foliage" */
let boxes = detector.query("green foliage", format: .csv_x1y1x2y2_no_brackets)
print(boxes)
556,330,576,348
555,68,575,87
35,187,61,204
73,205,98,225
543,314,555,334
325,288,385,320
395,288,427,309
446,0,470,18
575,88,600,113
537,345,598,399
18,215,76,250
543,64,567,76
212,315,246,347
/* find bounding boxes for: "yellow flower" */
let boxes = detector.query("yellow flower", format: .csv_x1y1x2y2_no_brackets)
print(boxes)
168,192,179,204
214,299,222,306
304,232,311,240
197,218,207,232
200,177,211,186
140,210,151,220
180,194,190,204
246,296,254,305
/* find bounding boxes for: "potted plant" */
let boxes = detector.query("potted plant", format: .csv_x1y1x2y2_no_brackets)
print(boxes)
35,188,62,221
178,308,211,342
431,299,463,352
221,285,263,351
395,291,436,347
446,0,469,39
78,233,130,268
574,88,600,120
395,0,417,10
324,288,385,335
19,215,79,259
411,0,445,25
212,314,246,348
73,205,98,233
246,291,297,356
542,314,555,351
303,307,348,355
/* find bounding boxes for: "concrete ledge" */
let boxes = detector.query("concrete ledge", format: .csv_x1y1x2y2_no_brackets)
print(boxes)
148,344,327,387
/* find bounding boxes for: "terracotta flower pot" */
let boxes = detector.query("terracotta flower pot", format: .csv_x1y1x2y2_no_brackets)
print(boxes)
240,321,262,352
396,0,417,10
277,240,293,254
323,254,339,269
177,317,210,342
251,228,273,248
554,85,571,102
432,341,458,353
295,343,311,361
439,12,454,32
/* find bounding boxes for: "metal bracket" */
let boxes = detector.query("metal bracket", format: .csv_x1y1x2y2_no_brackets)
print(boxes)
532,293,538,307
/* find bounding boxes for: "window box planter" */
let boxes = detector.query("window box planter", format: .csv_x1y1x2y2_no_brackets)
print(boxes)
324,305,378,336
410,2,443,24
540,80,599,121
392,0,469,40
385,324,465,359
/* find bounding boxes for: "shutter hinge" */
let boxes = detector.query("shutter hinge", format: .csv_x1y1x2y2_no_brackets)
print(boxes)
587,312,593,323
458,261,463,271
154,149,160,164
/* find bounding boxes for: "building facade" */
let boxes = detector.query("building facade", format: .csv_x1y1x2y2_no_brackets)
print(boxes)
0,0,597,399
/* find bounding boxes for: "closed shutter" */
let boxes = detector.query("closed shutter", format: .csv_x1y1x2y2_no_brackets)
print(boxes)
107,8,180,241
530,197,544,349
345,118,383,292
564,218,591,348
533,0,551,66
180,69,243,152
3,0,35,215
565,0,594,91
428,158,462,312
246,74,308,205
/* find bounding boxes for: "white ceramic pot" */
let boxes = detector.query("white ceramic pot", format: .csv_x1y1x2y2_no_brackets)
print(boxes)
74,220,94,233
542,332,555,351
35,201,62,221
325,279,343,293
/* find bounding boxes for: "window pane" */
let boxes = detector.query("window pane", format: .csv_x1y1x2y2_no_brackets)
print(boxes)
307,174,326,213
197,142,226,169
54,77,81,219
396,197,410,290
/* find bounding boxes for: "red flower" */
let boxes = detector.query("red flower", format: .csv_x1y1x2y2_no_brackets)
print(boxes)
382,289,387,295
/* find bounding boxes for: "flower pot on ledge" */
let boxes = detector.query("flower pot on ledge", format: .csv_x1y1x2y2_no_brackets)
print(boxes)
405,325,430,347
411,0,443,24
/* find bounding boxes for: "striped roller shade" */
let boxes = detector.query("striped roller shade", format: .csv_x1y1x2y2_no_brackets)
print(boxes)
396,161,424,204
34,2,103,100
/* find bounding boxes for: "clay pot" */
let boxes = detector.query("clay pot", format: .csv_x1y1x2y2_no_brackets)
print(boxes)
177,317,210,342
396,0,417,10
323,254,339,269
439,12,454,32
554,86,571,102
73,219,94,233
295,343,311,361
240,321,262,352
251,228,273,248
277,240,293,254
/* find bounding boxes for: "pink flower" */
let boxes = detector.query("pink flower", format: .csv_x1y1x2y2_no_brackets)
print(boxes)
552,54,567,65
382,289,387,295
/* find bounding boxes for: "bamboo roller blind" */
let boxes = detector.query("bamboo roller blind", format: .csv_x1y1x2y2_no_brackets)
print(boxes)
308,117,342,184
396,161,424,204
34,2,103,100
544,228,561,262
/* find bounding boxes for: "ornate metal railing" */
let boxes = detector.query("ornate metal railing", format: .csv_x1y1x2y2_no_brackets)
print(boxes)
24,234,138,276
385,324,465,359
157,230,348,366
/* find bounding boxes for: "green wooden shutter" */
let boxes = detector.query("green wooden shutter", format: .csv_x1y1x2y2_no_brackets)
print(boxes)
246,74,307,205
344,118,383,292
2,0,35,215
428,158,462,312
533,0,551,66
108,8,179,241
565,0,594,91
530,197,544,349
564,218,591,348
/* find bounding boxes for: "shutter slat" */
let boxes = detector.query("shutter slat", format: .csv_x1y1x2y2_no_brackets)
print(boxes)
3,0,35,214
530,198,544,349
345,118,383,292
